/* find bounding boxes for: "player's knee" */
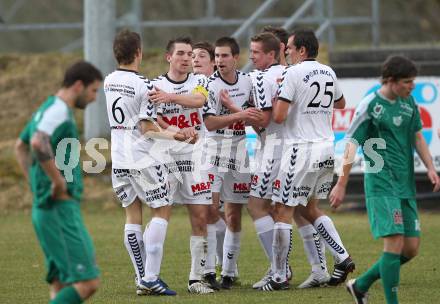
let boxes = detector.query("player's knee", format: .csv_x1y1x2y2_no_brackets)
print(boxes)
226,214,241,231
75,278,100,299
145,244,162,254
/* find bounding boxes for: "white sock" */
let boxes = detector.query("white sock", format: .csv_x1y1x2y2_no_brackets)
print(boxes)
271,222,292,282
189,236,208,281
205,224,217,274
254,215,274,262
314,215,349,264
142,217,168,282
124,224,146,284
221,228,240,277
298,224,327,273
215,218,226,266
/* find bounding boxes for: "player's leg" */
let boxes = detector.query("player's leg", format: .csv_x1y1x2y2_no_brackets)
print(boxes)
47,200,100,303
220,202,243,289
49,280,65,300
135,165,176,296
294,210,329,288
204,192,222,286
259,203,293,291
298,199,353,285
123,199,146,294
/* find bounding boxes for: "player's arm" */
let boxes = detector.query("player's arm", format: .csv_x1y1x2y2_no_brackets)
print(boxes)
30,131,69,199
14,138,31,181
204,108,263,131
415,131,440,192
334,96,346,109
272,99,290,124
329,141,357,208
139,119,195,143
149,86,206,108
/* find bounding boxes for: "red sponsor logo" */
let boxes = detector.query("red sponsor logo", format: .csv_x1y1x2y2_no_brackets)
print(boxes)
251,175,259,185
162,112,201,129
233,182,250,193
208,174,215,183
332,108,355,131
273,179,281,190
227,121,245,131
191,182,211,193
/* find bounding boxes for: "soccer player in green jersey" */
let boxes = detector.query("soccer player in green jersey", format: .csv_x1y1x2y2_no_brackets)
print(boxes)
14,61,103,303
330,55,440,304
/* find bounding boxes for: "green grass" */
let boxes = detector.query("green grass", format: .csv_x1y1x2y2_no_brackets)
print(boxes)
0,207,439,303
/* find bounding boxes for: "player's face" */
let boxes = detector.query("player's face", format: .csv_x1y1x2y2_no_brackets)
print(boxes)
390,77,415,98
192,48,214,76
167,43,193,75
75,80,101,109
215,46,237,75
286,35,301,65
249,41,272,70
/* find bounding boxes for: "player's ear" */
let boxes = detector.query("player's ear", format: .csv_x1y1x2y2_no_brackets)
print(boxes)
165,52,172,63
72,80,85,92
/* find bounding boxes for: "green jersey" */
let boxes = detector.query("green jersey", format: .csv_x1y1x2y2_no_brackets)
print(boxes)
346,91,422,198
19,96,83,207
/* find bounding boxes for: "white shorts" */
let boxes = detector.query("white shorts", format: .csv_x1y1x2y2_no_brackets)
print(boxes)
112,165,171,208
272,142,335,207
166,153,212,205
209,167,251,204
250,155,281,200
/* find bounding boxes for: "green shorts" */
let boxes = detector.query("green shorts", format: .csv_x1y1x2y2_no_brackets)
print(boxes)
32,199,100,284
365,196,420,239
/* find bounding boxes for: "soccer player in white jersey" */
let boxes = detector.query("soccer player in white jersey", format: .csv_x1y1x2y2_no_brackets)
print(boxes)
191,41,230,289
262,26,331,288
242,32,291,289
259,29,354,291
105,30,192,296
203,36,264,289
150,37,215,294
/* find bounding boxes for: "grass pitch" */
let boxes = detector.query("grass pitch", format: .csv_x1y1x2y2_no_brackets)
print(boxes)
0,206,438,304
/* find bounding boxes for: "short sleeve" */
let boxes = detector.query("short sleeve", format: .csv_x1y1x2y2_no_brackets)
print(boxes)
345,98,372,146
37,100,69,136
334,77,344,102
412,99,423,133
277,67,295,103
203,83,218,117
19,120,32,144
139,79,157,121
253,72,273,110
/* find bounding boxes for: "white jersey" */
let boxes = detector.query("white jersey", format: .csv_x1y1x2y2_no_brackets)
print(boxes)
152,73,208,155
277,59,343,144
104,69,157,168
249,64,286,158
203,70,253,149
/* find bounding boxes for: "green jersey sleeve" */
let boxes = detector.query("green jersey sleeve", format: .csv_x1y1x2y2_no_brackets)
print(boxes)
19,120,33,145
345,94,374,146
411,97,423,133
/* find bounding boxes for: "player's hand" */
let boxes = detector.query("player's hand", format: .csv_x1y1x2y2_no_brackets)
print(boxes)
176,127,198,144
219,89,233,108
149,86,172,104
329,183,346,209
427,169,440,192
241,108,264,125
51,177,70,200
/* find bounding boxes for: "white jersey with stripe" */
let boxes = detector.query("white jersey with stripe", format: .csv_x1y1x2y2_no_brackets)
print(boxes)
277,59,343,144
104,68,158,168
249,64,286,158
152,73,208,155
203,70,253,149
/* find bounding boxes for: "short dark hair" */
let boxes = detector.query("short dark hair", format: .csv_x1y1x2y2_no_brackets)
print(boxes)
251,32,280,59
291,29,319,58
62,61,102,88
193,41,215,61
262,25,288,46
166,36,193,54
381,55,418,82
215,37,240,56
113,29,141,65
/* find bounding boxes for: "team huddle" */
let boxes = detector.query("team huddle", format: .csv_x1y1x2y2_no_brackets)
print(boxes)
16,23,440,304
103,27,354,296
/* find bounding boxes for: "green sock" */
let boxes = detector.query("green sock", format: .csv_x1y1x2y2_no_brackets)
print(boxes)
50,286,83,304
380,252,401,304
355,254,410,293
